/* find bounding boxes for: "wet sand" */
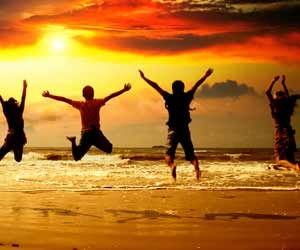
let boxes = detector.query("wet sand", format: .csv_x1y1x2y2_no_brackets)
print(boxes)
0,190,300,250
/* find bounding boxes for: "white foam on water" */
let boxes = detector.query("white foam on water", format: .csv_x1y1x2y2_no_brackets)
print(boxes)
0,149,298,192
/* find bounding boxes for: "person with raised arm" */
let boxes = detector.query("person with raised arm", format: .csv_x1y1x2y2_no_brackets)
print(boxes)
42,83,131,161
266,75,300,170
0,80,27,161
139,68,213,180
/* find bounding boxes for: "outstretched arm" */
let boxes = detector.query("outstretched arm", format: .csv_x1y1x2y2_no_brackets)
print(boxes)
190,68,214,94
42,91,72,104
266,75,280,101
103,83,131,102
139,70,164,96
19,80,27,114
281,75,289,97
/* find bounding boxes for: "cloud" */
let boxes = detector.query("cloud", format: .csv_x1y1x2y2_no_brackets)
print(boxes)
0,21,39,48
0,0,300,62
76,30,255,54
196,80,258,99
20,1,300,34
0,0,83,20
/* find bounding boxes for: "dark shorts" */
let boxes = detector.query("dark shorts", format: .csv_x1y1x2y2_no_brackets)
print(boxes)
165,127,196,161
4,130,27,149
274,127,296,163
79,129,112,153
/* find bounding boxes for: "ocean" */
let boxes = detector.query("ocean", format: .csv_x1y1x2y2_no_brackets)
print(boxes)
0,147,299,192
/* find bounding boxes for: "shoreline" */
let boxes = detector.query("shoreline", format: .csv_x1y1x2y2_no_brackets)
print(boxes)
1,187,300,193
0,190,300,249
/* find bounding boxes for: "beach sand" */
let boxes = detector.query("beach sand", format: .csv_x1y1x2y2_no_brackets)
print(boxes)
0,190,299,250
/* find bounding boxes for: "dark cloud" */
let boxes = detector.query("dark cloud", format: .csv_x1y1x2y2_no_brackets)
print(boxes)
76,31,256,54
2,1,300,30
20,0,300,32
0,0,299,59
21,1,300,53
196,80,258,99
169,1,300,30
225,0,293,4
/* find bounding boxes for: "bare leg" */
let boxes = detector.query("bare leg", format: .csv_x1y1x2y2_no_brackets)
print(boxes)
13,146,23,162
190,158,201,180
165,154,176,180
276,159,299,171
66,136,89,161
0,145,10,161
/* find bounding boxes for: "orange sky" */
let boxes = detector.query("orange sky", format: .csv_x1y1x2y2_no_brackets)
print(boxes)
0,0,300,148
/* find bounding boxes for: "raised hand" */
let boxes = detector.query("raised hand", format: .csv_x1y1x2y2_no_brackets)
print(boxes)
138,70,145,78
42,90,50,97
205,68,214,77
273,75,280,82
23,80,28,88
124,83,131,91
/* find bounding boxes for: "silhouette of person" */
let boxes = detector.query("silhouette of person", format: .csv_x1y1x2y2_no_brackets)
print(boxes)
0,80,27,162
42,83,131,161
266,75,300,170
139,68,213,179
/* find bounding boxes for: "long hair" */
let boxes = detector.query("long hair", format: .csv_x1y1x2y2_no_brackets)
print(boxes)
3,98,19,115
272,95,297,119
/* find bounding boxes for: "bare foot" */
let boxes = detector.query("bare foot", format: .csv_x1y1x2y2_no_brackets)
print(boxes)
170,165,176,180
277,160,300,171
195,166,201,180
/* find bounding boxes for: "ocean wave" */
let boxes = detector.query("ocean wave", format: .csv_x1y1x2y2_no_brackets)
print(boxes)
21,151,129,163
27,152,273,163
44,153,73,161
0,148,298,192
18,147,277,162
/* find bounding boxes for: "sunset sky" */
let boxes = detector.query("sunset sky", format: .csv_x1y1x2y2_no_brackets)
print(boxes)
0,0,299,148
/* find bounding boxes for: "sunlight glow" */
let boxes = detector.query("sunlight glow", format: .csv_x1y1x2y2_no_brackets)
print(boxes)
51,37,66,52
38,26,74,55
37,33,70,55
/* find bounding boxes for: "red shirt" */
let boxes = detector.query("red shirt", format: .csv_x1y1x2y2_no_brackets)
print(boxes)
71,99,106,132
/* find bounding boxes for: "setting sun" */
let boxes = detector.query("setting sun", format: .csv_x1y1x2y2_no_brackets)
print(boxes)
51,37,66,52
0,1,299,249
36,26,75,54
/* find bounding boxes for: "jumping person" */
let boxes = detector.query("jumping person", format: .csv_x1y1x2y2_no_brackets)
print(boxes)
0,80,27,162
266,75,300,170
42,83,131,161
139,68,213,180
